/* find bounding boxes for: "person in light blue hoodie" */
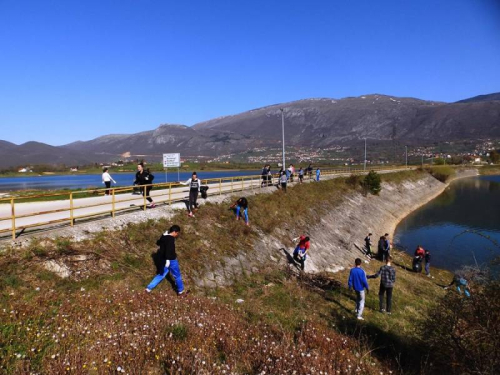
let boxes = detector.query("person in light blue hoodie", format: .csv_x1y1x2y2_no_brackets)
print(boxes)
316,168,321,181
348,258,370,320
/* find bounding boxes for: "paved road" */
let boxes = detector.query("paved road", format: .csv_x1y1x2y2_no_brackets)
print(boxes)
0,168,410,237
0,176,270,234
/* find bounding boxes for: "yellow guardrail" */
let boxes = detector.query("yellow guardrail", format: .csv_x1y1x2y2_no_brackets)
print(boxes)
0,166,411,239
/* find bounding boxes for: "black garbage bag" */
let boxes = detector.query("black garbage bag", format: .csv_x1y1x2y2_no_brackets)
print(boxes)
412,256,423,273
200,185,209,199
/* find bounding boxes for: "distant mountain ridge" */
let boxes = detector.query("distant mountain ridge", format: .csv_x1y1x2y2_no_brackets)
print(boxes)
1,92,499,168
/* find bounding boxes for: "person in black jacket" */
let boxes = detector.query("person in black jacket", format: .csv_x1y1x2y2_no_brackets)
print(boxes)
134,163,156,208
146,225,186,295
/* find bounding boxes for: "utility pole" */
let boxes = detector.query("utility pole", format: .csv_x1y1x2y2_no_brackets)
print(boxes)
405,145,408,168
280,108,285,169
364,138,367,171
421,154,423,168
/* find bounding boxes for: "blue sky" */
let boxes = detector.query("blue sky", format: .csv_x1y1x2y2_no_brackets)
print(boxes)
1,0,499,145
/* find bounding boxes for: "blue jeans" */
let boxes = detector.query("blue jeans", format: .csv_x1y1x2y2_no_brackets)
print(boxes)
146,259,185,293
355,290,365,317
316,174,320,181
425,261,430,275
236,205,248,223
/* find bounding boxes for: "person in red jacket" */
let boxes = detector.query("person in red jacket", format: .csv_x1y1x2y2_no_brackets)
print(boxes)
293,235,310,271
414,245,425,258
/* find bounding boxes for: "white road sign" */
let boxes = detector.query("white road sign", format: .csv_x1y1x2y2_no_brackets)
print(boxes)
163,153,181,168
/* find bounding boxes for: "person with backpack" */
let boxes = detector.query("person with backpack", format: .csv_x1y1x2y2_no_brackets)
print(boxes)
316,168,321,181
364,233,373,257
348,258,370,320
102,167,117,195
368,256,396,314
424,250,431,277
134,163,156,208
146,225,187,296
293,235,310,271
181,172,201,217
230,197,249,225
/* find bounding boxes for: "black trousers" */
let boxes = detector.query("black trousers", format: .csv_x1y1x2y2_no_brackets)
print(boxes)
141,185,153,203
281,182,287,192
379,284,393,312
105,181,111,195
189,189,198,212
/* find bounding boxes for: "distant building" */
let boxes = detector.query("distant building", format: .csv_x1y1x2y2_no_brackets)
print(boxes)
70,167,79,172
18,168,28,173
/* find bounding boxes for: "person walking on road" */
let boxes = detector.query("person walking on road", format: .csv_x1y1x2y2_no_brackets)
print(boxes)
102,167,116,195
298,167,304,183
293,235,310,271
146,225,187,296
181,172,201,217
348,258,370,320
368,256,396,314
280,171,288,192
316,168,321,182
134,163,156,208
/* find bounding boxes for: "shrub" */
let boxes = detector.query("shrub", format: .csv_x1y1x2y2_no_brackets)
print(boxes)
421,275,500,374
362,170,381,195
345,174,362,189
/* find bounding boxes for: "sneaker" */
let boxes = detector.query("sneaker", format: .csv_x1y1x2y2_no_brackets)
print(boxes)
188,212,194,217
357,316,364,320
379,309,386,313
150,203,156,208
145,288,151,293
386,312,392,315
426,274,431,277
177,290,190,298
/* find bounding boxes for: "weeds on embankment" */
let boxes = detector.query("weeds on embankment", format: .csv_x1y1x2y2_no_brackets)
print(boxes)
424,166,456,182
0,169,464,373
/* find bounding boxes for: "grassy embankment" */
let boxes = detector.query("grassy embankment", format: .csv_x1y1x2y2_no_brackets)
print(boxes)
0,169,453,373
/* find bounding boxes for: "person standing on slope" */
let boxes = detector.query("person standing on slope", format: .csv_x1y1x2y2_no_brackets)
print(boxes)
134,163,156,208
280,171,288,192
181,172,201,217
146,225,187,296
364,233,373,257
368,256,396,314
348,258,370,320
102,167,117,195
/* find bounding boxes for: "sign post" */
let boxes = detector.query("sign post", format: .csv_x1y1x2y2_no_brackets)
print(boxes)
163,153,181,183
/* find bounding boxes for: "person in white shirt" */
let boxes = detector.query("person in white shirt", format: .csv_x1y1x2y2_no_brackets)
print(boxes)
181,172,201,217
102,168,117,195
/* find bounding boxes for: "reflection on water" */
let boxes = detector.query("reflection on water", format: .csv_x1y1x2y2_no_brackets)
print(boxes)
395,176,500,271
0,170,262,191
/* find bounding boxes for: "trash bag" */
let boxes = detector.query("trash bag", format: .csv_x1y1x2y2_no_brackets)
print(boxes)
200,185,209,199
412,256,423,273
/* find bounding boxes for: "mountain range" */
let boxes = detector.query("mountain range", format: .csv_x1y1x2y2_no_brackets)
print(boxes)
1,92,499,168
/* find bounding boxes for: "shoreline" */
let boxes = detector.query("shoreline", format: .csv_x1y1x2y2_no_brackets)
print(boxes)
389,168,480,243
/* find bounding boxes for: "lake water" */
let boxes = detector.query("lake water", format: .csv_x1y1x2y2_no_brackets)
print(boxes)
394,175,500,272
0,170,262,191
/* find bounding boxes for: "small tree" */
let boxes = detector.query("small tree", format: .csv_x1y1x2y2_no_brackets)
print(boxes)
363,170,381,195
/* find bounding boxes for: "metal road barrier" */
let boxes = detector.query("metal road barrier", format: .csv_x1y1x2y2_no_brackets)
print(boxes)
0,166,410,239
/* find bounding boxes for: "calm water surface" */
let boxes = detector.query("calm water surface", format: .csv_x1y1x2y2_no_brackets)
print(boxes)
0,170,262,191
394,175,500,271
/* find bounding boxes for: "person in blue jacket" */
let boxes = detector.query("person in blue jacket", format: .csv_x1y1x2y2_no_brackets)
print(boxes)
348,258,370,320
316,168,321,181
